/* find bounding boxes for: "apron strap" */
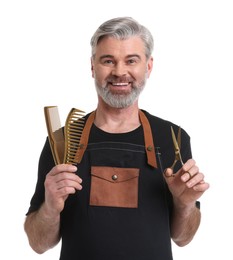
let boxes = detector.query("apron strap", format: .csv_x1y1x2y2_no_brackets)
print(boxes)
74,109,157,168
139,110,158,168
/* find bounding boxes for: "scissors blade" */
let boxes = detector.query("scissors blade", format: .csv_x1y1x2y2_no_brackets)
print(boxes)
171,126,180,153
177,126,182,149
171,126,184,165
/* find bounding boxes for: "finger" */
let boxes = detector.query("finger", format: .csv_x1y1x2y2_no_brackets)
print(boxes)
182,158,196,170
57,179,83,191
181,170,195,182
49,164,78,176
184,172,205,188
181,165,199,182
193,181,210,192
59,172,82,183
163,168,175,178
57,173,83,188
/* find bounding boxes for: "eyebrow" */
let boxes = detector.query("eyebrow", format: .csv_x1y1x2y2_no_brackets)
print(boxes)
99,54,142,61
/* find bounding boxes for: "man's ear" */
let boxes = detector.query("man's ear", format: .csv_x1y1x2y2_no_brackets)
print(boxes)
147,56,153,78
91,57,95,78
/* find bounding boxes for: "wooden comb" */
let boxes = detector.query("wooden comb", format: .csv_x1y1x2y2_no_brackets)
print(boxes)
44,106,86,165
44,106,65,165
63,108,86,164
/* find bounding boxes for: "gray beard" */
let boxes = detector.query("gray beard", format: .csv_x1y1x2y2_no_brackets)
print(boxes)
95,80,147,108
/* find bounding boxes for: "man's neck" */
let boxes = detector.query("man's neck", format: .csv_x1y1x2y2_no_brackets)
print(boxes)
94,103,141,133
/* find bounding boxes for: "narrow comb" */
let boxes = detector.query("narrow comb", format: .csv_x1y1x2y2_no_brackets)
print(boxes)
63,108,86,164
44,106,65,165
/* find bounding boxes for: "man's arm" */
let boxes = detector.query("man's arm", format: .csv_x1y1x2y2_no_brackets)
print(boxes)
164,159,209,246
170,201,201,246
24,164,83,253
24,203,61,254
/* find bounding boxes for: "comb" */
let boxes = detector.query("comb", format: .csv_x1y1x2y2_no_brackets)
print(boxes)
63,108,86,164
44,106,65,165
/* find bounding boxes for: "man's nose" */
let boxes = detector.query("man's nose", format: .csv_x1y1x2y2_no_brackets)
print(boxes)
111,62,127,76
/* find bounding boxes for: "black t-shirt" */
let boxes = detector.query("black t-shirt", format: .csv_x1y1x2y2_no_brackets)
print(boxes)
26,110,192,260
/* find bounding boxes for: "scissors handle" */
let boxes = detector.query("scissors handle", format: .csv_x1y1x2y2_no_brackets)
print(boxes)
170,153,184,170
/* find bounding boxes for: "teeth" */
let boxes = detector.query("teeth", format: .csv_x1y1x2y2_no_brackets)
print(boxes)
112,83,129,86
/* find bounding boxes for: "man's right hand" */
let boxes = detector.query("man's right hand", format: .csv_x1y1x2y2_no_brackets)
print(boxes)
44,164,82,216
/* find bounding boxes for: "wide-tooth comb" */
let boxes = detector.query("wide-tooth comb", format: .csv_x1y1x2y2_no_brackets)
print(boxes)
63,108,86,164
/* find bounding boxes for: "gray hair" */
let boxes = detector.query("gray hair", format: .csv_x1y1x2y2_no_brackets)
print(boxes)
90,17,154,60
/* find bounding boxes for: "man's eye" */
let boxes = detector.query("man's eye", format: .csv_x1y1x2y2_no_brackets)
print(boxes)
127,59,136,64
104,60,114,64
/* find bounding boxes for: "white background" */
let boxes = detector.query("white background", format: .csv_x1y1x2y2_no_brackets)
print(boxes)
0,0,232,259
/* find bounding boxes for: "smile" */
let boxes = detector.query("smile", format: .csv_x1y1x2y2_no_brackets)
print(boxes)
111,82,130,86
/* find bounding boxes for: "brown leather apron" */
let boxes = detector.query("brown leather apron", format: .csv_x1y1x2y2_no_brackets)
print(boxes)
74,110,160,208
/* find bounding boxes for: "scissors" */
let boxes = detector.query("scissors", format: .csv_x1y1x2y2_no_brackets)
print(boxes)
164,126,184,176
170,126,184,169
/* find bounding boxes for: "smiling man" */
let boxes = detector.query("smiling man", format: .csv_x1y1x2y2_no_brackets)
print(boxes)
24,17,209,260
92,36,152,110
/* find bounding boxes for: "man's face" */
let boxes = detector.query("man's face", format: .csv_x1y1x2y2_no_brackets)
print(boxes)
91,36,153,108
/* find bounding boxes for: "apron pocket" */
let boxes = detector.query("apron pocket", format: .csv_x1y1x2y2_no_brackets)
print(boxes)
90,166,139,208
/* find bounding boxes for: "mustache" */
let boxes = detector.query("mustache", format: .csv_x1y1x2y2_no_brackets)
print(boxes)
106,76,134,83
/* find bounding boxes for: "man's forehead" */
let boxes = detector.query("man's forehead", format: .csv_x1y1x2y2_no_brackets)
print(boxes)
95,36,146,58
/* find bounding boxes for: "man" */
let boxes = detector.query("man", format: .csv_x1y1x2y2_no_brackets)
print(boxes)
24,17,209,260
